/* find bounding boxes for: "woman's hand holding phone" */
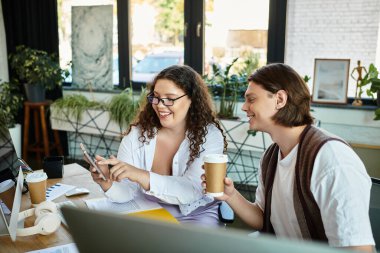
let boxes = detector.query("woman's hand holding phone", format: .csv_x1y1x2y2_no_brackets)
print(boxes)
82,146,150,191
85,154,113,192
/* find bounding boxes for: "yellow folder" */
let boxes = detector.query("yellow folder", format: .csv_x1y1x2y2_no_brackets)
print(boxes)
127,208,179,224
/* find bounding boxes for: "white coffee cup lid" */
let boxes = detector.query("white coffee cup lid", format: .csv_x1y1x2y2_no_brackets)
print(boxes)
0,179,15,192
25,172,47,183
203,154,228,163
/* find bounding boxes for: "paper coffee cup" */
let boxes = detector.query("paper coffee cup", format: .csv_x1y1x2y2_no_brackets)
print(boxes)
203,154,228,197
26,172,47,206
0,179,16,211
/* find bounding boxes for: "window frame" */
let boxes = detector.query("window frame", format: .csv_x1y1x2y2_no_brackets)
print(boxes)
63,0,286,89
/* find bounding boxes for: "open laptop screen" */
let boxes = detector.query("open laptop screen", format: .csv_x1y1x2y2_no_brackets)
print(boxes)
0,113,32,193
0,125,19,182
0,166,24,241
62,207,346,253
0,117,20,219
0,118,27,241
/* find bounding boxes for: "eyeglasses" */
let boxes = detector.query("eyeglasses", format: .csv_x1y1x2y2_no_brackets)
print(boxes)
147,94,187,106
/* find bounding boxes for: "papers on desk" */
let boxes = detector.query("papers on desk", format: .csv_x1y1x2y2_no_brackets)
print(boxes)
26,243,79,253
85,195,162,214
46,183,76,201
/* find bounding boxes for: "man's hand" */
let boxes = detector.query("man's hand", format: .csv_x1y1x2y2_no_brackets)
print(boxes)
201,173,237,201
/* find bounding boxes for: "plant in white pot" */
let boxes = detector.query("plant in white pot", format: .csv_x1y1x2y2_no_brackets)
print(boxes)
204,53,260,119
0,79,24,156
360,63,380,120
50,87,147,135
204,59,247,119
8,45,69,102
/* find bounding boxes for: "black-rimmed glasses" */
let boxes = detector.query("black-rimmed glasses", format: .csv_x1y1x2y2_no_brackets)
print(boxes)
147,94,187,106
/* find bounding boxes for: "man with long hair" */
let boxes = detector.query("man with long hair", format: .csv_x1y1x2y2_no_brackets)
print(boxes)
203,63,375,251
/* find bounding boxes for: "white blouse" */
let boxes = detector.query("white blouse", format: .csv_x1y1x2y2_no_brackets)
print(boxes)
104,124,224,215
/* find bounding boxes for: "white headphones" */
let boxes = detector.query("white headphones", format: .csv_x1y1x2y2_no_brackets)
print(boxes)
16,201,61,236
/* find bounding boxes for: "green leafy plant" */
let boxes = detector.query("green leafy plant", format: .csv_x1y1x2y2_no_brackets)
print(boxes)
51,87,147,128
154,0,183,46
109,87,147,128
360,64,380,120
51,94,107,121
0,80,24,128
9,45,69,90
204,57,253,119
237,51,260,77
303,75,311,84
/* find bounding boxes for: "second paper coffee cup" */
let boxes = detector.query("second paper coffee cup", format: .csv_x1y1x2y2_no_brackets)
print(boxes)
203,154,228,197
25,172,47,206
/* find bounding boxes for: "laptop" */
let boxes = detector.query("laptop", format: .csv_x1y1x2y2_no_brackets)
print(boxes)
0,122,31,241
0,167,24,241
62,206,345,253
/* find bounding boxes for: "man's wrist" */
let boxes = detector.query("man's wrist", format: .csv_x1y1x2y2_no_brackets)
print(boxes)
226,188,239,204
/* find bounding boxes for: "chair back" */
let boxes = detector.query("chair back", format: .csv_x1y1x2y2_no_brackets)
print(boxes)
218,201,234,225
370,177,380,251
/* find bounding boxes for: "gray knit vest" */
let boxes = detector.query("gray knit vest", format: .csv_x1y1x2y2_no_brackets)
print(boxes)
260,125,348,242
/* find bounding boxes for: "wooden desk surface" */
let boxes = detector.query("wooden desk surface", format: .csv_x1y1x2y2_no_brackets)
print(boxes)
1,163,178,252
0,163,113,253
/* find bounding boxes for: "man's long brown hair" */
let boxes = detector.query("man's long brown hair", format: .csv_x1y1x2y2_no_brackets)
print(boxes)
248,63,314,127
126,65,227,165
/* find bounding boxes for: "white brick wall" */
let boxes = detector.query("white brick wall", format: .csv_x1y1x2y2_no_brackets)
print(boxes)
285,0,380,97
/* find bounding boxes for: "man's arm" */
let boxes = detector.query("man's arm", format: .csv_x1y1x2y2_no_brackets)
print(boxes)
226,188,264,229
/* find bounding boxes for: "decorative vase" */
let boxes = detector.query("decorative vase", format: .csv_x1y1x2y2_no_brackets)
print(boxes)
352,99,363,106
24,83,46,102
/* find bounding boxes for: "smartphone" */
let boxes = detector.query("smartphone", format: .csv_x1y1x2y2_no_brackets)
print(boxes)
79,143,107,181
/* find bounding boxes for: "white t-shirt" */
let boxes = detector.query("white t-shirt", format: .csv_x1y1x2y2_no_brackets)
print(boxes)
255,140,375,247
104,124,224,215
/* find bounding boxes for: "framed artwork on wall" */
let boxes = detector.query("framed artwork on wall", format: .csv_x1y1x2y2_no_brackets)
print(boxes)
312,59,350,104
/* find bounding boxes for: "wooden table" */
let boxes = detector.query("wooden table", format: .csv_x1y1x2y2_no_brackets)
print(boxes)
0,163,115,253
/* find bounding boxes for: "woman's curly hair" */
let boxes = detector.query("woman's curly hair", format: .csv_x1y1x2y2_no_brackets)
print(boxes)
126,65,227,165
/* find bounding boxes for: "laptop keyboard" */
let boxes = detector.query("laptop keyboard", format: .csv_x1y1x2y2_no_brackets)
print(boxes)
56,200,76,227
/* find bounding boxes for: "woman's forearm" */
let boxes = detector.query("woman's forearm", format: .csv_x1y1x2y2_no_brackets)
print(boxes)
131,169,150,191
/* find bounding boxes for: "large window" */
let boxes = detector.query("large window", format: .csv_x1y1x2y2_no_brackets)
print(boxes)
130,0,184,87
204,0,269,76
58,0,272,90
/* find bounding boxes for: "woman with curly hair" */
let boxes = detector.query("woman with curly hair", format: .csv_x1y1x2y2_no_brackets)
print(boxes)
90,65,227,226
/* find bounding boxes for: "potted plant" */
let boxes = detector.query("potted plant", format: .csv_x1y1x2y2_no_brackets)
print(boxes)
303,75,311,84
9,45,69,102
361,64,380,120
108,87,147,128
50,94,107,122
51,93,119,137
50,87,147,135
0,80,24,128
0,79,24,156
204,58,250,119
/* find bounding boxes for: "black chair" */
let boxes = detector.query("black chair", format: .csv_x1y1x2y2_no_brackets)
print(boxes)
370,177,380,251
218,201,234,227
